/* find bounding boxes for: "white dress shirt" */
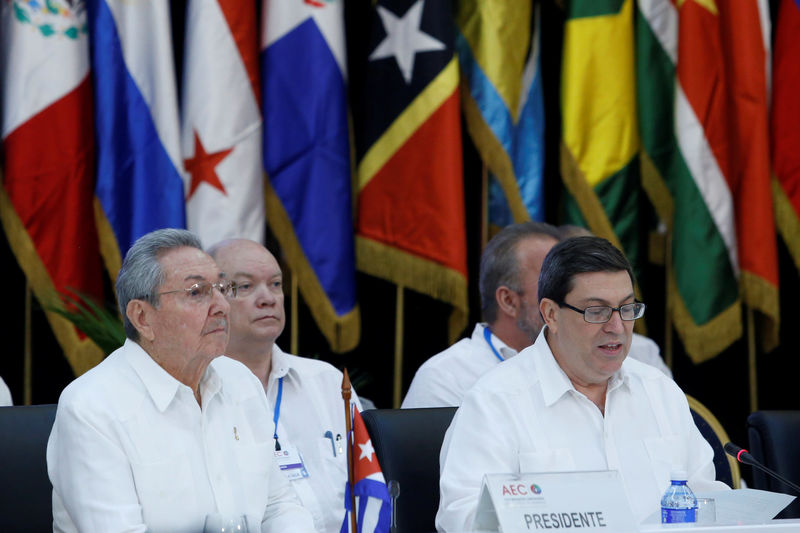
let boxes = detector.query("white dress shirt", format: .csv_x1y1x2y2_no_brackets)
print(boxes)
0,375,11,406
436,329,728,532
402,324,671,408
265,345,362,533
402,324,516,408
47,339,315,533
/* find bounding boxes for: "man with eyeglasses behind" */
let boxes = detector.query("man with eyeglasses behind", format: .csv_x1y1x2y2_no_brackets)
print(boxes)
437,237,729,532
47,229,314,533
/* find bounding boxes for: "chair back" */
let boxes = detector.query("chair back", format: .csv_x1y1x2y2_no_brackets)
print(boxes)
0,404,57,533
686,395,740,489
361,407,457,533
747,410,800,518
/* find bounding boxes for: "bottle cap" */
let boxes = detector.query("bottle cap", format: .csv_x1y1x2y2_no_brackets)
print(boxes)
670,470,688,481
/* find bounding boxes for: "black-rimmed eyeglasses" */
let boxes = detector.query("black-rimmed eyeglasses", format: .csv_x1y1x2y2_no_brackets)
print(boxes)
560,301,646,324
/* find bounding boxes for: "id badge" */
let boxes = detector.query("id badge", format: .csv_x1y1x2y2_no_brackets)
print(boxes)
274,445,309,481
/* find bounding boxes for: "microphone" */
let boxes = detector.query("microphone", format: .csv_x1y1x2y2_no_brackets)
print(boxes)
724,442,800,495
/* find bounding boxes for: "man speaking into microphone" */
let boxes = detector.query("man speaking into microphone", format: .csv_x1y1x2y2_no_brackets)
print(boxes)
437,237,729,531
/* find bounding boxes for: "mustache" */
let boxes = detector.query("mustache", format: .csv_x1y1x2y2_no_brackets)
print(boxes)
203,319,228,334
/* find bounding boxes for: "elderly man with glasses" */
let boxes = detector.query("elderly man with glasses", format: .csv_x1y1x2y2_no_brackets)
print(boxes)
47,229,315,533
437,237,729,532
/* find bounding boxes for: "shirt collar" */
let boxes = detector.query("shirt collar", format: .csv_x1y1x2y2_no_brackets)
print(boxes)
474,323,519,360
531,327,630,406
125,339,225,412
268,344,302,386
124,339,183,412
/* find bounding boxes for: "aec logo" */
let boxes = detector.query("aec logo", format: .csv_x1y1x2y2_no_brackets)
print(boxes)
501,483,543,497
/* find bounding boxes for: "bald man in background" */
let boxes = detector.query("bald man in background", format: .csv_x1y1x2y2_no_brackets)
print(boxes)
209,239,360,533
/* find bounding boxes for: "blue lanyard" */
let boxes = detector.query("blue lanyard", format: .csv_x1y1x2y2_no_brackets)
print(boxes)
273,377,283,451
483,326,505,362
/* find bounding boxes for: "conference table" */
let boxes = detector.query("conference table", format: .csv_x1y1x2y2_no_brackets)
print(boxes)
639,520,800,532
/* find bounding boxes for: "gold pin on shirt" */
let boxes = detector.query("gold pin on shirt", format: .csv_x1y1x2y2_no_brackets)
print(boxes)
233,427,239,441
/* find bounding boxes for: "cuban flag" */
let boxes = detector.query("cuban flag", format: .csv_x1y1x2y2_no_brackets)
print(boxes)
181,0,264,247
261,0,360,353
88,0,185,274
340,409,391,533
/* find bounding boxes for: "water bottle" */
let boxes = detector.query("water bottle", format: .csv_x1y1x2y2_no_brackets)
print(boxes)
661,470,697,523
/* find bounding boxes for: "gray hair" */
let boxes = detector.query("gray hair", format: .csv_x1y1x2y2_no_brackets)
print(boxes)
479,221,560,323
116,228,203,341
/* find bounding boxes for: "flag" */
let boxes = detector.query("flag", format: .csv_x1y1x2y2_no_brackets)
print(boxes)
772,0,800,272
1,0,105,376
560,0,645,278
182,0,264,247
261,0,359,352
455,0,545,228
89,0,185,276
340,409,391,533
637,0,778,362
353,0,468,338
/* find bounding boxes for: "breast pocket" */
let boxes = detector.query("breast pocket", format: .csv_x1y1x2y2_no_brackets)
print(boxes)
518,449,575,473
644,436,687,490
130,453,193,529
234,441,273,512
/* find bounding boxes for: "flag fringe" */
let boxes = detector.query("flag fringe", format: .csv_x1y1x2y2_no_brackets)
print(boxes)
265,179,361,353
773,177,800,272
356,236,468,342
668,271,742,364
94,197,123,283
642,150,743,362
0,184,105,376
740,271,780,353
460,82,529,223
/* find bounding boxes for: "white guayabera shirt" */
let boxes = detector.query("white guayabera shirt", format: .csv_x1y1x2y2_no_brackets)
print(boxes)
437,328,728,532
47,339,315,533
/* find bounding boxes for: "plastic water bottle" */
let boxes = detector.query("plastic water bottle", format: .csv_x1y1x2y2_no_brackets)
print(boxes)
661,470,697,523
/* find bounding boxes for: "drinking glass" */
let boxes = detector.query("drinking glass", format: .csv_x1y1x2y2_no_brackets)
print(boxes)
203,513,249,533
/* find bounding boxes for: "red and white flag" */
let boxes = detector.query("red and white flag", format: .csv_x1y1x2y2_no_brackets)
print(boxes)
181,0,264,246
1,0,105,375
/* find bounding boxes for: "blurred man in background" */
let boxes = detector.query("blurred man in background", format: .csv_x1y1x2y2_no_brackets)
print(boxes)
402,222,560,408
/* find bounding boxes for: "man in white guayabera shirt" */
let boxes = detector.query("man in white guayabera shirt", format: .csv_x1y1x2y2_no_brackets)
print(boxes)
47,229,315,533
437,237,728,532
209,238,361,533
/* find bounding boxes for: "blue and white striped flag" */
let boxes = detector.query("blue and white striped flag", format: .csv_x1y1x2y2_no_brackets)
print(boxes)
89,0,185,273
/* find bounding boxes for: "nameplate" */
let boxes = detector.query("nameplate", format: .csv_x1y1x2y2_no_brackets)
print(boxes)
474,471,637,532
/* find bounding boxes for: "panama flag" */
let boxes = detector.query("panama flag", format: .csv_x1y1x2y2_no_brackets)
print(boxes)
261,0,359,352
340,409,391,533
182,0,264,247
88,0,185,275
1,0,105,376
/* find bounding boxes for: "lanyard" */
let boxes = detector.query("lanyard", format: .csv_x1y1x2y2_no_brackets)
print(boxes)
273,377,283,451
483,326,505,362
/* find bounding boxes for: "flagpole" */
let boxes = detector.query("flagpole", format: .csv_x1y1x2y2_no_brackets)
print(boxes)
291,273,299,355
24,282,32,405
393,285,404,408
342,369,357,533
747,306,758,412
481,163,489,249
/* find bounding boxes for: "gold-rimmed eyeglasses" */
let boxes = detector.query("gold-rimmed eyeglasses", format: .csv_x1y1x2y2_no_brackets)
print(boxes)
152,280,236,302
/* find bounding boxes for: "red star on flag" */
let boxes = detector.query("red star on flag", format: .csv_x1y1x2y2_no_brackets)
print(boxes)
184,130,232,198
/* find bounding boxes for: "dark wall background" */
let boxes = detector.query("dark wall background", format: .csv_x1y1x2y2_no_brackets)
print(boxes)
1,0,797,488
